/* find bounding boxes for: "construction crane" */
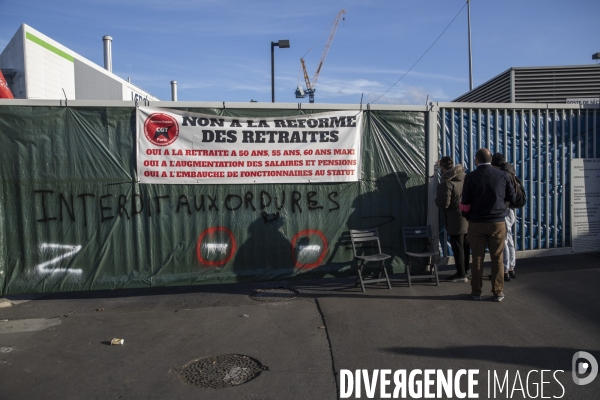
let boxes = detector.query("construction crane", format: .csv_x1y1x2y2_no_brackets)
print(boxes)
295,10,346,103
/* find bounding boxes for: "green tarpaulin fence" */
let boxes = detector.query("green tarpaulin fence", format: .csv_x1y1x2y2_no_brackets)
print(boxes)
0,105,427,295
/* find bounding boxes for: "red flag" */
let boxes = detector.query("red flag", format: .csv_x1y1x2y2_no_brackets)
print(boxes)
0,70,15,99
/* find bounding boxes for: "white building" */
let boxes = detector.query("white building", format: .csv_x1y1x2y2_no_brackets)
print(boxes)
0,24,159,101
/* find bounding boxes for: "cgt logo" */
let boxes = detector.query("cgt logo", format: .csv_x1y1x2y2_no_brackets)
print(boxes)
144,113,179,146
572,351,598,386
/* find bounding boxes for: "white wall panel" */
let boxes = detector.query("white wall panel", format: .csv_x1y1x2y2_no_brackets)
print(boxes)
2,24,158,100
24,29,76,100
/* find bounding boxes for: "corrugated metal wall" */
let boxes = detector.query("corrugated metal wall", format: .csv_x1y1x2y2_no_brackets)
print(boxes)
453,70,511,103
436,103,600,255
513,66,600,103
453,64,600,103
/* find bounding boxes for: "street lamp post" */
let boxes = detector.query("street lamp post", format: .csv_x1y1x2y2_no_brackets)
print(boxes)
467,0,473,91
271,40,290,103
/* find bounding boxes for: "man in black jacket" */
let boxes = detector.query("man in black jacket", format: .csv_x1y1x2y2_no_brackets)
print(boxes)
460,148,516,302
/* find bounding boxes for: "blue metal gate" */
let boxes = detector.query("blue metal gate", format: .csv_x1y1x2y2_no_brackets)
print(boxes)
436,104,600,254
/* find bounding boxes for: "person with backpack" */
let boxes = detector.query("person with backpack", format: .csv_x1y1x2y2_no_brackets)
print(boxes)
492,153,526,281
435,156,470,283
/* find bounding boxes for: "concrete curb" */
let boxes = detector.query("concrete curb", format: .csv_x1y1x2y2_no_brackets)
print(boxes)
0,298,13,308
5,294,48,306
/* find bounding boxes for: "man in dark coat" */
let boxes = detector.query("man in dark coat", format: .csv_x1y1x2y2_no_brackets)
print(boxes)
435,156,470,282
460,148,516,302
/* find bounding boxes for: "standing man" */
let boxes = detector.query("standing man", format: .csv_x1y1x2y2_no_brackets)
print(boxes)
492,153,518,281
435,156,470,283
460,148,516,302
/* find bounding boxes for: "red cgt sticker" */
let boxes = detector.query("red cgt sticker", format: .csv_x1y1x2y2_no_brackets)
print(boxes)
143,113,179,146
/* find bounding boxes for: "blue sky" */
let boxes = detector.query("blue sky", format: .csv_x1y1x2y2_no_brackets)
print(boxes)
1,0,599,104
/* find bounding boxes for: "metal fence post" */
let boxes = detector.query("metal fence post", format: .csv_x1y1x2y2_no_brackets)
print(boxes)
427,103,440,262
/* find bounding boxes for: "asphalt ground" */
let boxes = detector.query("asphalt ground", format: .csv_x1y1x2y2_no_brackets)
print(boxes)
1,252,599,400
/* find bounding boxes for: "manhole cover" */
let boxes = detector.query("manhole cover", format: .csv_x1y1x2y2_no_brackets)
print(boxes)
249,287,299,302
172,354,267,389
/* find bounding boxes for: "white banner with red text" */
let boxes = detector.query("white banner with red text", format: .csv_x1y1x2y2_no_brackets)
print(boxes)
136,107,362,184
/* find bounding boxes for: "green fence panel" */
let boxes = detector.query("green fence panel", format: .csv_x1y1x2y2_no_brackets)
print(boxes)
0,105,426,295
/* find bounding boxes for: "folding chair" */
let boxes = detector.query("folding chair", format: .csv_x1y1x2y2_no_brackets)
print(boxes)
350,228,392,292
401,225,439,286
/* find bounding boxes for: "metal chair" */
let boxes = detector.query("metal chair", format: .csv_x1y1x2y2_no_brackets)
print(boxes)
401,225,439,286
350,228,392,292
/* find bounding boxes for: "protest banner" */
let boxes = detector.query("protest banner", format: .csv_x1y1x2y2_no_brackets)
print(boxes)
137,107,362,184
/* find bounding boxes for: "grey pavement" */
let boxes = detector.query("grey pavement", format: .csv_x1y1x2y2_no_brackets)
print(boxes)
1,252,600,399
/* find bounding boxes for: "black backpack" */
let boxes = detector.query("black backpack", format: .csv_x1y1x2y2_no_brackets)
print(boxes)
509,175,526,209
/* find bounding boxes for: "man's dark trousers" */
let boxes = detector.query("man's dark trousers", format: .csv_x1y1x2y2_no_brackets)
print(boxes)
468,222,506,295
449,233,470,277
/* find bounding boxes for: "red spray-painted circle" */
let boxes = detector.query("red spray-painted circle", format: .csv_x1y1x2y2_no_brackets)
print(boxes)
144,113,179,146
290,229,328,269
196,227,237,267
